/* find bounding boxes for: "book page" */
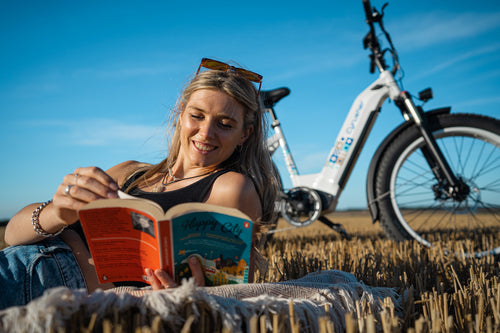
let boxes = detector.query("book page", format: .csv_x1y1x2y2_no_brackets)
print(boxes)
157,219,174,276
166,202,250,220
170,211,253,286
79,207,162,284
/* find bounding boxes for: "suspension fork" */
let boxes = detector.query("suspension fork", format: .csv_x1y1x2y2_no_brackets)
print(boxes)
396,91,462,196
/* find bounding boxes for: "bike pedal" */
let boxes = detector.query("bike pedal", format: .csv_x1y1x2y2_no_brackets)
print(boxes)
318,216,351,240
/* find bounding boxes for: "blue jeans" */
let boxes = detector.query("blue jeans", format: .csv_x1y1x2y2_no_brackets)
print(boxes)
0,237,87,310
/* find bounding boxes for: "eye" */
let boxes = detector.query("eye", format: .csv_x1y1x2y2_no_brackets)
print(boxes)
218,119,234,129
190,113,203,120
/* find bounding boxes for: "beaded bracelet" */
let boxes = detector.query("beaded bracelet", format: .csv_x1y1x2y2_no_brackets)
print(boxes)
31,200,66,237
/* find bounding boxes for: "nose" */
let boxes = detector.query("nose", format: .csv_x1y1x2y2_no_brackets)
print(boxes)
199,119,216,139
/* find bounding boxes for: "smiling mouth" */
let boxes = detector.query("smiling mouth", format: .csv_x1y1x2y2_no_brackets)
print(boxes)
193,141,217,152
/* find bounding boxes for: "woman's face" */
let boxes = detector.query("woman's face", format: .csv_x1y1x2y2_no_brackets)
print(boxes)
179,89,252,169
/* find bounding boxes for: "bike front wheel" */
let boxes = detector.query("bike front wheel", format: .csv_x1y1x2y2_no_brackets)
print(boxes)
375,113,500,257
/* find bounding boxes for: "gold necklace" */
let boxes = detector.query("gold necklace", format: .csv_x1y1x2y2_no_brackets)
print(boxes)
152,168,214,192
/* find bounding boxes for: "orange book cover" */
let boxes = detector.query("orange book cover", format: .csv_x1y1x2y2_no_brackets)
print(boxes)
78,192,253,286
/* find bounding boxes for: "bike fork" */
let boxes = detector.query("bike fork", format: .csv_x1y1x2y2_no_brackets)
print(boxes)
396,92,465,199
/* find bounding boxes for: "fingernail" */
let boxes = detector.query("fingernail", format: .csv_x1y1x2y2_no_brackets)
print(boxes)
110,182,119,191
145,268,153,277
189,257,198,265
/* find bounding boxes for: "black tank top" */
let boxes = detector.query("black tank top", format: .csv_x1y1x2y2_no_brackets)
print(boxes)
68,169,231,287
68,169,231,245
124,169,231,211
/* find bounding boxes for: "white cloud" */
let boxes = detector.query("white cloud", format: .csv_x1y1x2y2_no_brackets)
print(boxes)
391,11,500,51
269,53,365,82
71,119,164,146
453,96,500,109
25,118,166,147
411,43,500,80
72,65,181,80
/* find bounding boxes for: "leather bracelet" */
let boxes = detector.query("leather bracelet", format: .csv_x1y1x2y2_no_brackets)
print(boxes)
31,200,66,237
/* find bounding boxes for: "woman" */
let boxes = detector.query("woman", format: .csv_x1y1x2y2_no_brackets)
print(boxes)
1,58,278,309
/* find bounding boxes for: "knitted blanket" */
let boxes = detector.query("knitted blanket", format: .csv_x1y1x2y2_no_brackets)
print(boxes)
0,270,401,332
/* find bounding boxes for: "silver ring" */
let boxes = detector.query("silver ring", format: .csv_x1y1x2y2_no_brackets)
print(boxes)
65,185,74,197
165,283,178,289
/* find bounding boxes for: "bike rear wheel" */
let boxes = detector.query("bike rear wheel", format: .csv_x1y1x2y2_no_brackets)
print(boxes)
375,113,500,257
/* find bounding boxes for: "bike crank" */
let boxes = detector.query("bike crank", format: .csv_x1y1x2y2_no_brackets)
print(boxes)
280,187,350,239
280,187,322,227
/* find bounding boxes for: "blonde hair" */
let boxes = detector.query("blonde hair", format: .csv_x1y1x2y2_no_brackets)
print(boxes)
127,69,278,223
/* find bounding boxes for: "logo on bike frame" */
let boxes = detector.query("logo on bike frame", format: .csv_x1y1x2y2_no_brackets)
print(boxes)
326,101,362,168
327,137,354,168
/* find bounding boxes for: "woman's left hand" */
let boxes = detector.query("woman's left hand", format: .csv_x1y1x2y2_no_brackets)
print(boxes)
146,256,206,290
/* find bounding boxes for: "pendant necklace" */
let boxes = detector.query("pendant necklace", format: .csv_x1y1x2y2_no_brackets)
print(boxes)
152,168,214,192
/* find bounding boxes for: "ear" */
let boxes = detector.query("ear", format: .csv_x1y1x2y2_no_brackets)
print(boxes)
239,125,254,145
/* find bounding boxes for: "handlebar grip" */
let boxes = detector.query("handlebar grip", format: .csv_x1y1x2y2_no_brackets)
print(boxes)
362,0,373,22
370,58,376,74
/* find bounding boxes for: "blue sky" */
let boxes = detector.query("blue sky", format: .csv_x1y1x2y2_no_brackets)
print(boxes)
1,1,499,220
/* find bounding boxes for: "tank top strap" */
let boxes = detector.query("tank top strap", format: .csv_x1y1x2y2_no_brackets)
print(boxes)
121,170,147,191
121,168,232,193
195,169,232,198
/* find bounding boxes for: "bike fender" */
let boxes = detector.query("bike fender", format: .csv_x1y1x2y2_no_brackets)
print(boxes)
366,107,451,223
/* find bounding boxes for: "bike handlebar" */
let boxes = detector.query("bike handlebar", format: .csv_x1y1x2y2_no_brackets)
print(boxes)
361,0,399,76
362,0,374,24
362,0,385,73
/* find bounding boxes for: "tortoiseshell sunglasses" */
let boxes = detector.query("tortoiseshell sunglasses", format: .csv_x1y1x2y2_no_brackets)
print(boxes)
196,58,263,95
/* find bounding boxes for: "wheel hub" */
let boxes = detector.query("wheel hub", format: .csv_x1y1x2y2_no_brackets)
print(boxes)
432,177,479,214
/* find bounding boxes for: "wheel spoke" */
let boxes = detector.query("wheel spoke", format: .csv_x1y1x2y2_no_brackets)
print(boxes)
379,115,500,256
470,144,500,180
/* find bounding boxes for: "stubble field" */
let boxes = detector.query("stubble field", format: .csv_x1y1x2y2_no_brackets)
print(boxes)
260,211,500,332
1,211,499,332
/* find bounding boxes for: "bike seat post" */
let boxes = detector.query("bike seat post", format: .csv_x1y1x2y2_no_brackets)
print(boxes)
267,107,280,128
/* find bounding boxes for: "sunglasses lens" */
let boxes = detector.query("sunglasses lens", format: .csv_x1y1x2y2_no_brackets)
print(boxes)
202,59,228,71
198,58,262,94
236,69,263,83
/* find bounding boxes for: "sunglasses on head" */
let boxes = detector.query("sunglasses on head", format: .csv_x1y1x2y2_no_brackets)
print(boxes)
196,58,263,95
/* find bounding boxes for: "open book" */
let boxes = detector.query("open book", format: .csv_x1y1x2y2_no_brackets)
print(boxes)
78,192,254,286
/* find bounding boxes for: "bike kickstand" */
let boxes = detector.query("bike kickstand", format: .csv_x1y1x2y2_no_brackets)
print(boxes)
318,216,351,240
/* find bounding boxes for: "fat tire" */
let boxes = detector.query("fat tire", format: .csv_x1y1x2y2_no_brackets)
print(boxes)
375,113,500,257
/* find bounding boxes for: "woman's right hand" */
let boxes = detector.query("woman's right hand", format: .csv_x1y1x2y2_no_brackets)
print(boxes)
52,166,119,226
5,166,119,246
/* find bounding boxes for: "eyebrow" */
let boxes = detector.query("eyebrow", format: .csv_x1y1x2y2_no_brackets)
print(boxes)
186,106,239,123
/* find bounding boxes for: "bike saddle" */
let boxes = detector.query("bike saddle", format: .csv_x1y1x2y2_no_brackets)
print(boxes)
260,87,290,108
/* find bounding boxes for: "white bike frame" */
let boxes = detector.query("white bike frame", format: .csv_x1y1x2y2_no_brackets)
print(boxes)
267,70,401,212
